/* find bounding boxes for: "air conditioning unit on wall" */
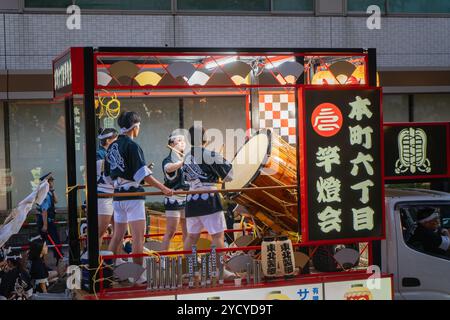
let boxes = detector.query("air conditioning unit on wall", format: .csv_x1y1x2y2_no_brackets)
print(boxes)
316,0,346,16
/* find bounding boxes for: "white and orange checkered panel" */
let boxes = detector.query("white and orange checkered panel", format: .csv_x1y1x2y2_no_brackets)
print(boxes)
258,93,297,145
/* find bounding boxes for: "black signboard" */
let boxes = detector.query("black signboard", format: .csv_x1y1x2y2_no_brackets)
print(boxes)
53,51,72,97
299,88,383,243
384,123,450,180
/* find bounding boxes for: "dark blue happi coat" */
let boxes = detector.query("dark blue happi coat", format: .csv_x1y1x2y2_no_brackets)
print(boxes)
162,152,186,211
104,135,152,201
182,147,232,218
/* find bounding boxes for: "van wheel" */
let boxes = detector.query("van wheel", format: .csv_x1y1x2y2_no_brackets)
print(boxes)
311,244,360,272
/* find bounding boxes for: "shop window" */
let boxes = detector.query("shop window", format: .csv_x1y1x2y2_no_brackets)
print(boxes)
177,0,270,11
347,0,386,12
8,100,67,208
272,0,314,12
383,94,409,122
413,94,450,122
399,204,450,260
388,0,450,14
25,0,171,10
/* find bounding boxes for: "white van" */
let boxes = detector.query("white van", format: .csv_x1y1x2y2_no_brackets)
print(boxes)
383,188,450,300
311,188,450,300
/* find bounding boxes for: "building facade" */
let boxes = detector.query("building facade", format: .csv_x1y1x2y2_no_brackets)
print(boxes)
0,0,450,210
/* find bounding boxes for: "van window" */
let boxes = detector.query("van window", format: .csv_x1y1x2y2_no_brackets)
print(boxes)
399,204,450,260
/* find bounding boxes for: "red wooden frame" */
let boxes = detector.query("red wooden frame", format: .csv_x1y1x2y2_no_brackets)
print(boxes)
383,122,450,181
83,272,393,300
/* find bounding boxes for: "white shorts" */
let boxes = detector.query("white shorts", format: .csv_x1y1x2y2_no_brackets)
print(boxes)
113,200,146,223
166,209,185,219
98,198,114,216
186,211,226,235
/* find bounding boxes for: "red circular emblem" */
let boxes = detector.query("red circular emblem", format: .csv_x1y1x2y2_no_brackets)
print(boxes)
311,103,343,137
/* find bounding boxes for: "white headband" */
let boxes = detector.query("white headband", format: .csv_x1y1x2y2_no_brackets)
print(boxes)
419,211,439,224
6,254,21,260
120,122,140,134
29,235,42,242
169,134,184,142
98,131,115,140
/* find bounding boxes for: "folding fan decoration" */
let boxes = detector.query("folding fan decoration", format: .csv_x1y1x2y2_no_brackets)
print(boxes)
309,57,366,85
95,55,306,89
328,60,357,84
107,61,140,86
134,71,162,86
273,61,304,85
222,61,252,85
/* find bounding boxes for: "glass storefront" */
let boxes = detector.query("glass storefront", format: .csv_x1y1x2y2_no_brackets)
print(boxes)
8,100,67,208
414,94,450,122
383,94,409,122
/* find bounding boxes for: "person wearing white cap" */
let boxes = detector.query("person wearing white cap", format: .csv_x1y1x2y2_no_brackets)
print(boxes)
104,111,173,283
409,207,450,256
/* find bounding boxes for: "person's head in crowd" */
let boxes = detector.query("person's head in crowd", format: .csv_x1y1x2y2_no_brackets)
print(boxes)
168,132,186,154
0,249,33,300
98,127,118,149
417,207,441,231
4,249,26,271
118,111,141,138
28,236,47,261
39,172,54,190
189,125,207,147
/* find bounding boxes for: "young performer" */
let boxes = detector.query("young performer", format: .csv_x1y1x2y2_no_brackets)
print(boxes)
105,111,172,280
161,133,188,250
182,125,233,251
28,236,58,293
96,127,118,247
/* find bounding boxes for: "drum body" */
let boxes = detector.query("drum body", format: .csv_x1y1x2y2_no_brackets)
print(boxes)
224,130,298,231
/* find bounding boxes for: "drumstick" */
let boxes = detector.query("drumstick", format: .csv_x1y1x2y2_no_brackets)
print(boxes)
218,144,225,156
166,144,184,159
98,185,297,198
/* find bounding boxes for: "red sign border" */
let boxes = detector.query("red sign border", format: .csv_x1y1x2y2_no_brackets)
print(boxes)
298,86,385,245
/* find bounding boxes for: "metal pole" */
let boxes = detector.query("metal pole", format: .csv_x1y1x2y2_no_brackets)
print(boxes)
83,47,100,293
368,47,382,270
65,96,80,265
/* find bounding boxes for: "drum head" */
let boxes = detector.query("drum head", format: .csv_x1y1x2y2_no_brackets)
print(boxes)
224,130,270,193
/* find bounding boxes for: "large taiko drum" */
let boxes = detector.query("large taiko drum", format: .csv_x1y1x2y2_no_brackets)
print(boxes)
223,129,298,232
